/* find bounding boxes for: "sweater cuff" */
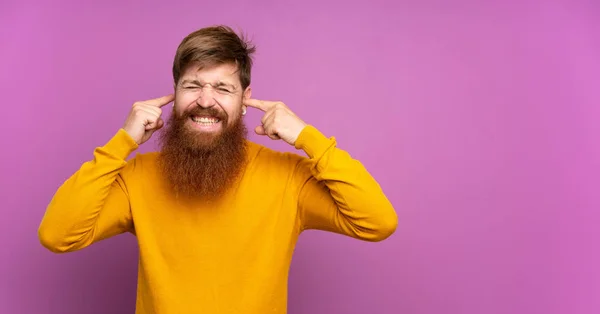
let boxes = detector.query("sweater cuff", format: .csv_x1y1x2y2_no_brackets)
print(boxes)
294,125,335,160
101,128,139,160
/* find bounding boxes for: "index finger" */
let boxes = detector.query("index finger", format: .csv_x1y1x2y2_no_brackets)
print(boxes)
143,94,175,107
244,98,275,111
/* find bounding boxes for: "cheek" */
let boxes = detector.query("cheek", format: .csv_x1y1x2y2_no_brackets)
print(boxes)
173,93,196,111
175,92,196,104
221,99,242,117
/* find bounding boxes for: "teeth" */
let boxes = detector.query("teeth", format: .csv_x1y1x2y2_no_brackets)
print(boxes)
192,117,220,124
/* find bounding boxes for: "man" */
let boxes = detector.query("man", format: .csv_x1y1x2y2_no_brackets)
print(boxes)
38,25,397,314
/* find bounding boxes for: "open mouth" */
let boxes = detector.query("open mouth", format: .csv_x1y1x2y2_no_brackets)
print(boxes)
191,115,221,125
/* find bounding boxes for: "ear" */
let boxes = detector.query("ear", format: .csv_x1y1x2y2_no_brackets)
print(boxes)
243,86,252,100
242,86,252,115
172,82,178,108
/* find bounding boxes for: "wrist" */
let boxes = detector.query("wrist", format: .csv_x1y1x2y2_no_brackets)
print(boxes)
121,126,142,145
293,125,334,159
100,129,140,160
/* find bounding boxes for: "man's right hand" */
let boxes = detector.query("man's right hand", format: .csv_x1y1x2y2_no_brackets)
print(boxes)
122,94,175,145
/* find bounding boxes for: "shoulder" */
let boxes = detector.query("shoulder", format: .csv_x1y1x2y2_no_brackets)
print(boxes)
246,140,314,183
118,151,160,179
129,151,160,163
247,140,307,166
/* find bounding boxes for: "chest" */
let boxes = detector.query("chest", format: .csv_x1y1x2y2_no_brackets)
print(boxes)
129,179,301,265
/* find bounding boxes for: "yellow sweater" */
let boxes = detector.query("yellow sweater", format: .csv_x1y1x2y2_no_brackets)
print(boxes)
38,125,398,314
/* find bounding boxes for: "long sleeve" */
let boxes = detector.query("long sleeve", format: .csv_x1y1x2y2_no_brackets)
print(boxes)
294,125,398,242
38,129,139,253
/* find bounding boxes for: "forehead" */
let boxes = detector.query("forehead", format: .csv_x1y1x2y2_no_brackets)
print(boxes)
180,62,240,86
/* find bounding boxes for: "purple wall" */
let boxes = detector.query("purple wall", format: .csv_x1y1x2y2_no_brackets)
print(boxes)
2,1,599,313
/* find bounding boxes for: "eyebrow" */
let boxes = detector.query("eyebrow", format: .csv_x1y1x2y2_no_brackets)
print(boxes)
180,79,237,90
214,82,237,90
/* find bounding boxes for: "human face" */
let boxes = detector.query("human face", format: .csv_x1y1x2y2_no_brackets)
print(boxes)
157,62,251,199
173,62,251,135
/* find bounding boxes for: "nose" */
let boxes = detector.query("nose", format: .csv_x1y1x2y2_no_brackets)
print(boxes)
195,86,218,108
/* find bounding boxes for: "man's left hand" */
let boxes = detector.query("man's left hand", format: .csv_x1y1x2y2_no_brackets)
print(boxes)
244,99,307,146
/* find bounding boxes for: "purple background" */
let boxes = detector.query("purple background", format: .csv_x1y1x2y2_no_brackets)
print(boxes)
1,1,599,313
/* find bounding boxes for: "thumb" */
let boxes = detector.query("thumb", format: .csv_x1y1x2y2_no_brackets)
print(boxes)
254,125,266,135
146,118,164,136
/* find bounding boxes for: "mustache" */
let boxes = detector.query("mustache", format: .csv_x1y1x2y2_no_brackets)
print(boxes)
182,106,228,120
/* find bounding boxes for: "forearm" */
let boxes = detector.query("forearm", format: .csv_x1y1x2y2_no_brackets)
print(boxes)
296,126,398,241
38,129,137,253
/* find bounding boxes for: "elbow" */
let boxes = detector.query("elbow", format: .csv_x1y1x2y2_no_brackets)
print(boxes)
370,211,398,242
38,223,72,253
360,205,398,242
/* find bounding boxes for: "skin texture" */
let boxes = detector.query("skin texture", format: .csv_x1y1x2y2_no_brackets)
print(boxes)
172,62,251,145
122,94,174,145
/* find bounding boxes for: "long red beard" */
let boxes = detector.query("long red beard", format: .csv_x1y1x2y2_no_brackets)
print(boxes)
156,107,248,201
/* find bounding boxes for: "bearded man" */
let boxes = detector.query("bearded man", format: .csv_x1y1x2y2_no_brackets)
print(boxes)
38,25,398,314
